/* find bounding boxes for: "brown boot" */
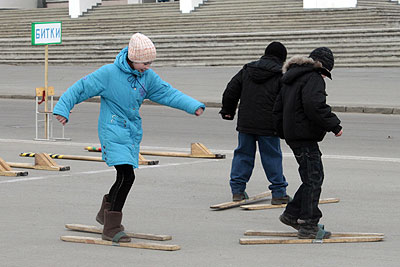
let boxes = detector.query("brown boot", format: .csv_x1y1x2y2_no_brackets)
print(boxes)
96,194,125,231
102,210,131,243
96,194,111,225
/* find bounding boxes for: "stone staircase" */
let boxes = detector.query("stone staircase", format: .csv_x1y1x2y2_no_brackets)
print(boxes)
0,0,400,67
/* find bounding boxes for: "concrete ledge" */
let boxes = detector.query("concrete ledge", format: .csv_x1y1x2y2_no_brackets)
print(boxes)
0,95,398,115
345,106,365,113
364,107,394,114
342,105,400,114
332,105,346,112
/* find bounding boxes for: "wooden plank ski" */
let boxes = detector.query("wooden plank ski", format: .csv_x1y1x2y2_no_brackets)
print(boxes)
239,236,384,245
244,230,385,237
61,236,180,251
65,224,172,241
210,191,272,210
240,198,340,210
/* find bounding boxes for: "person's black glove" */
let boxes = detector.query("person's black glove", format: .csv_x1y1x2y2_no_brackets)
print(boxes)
220,113,234,120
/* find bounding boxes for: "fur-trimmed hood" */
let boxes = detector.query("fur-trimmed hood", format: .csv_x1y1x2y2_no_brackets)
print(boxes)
282,55,332,84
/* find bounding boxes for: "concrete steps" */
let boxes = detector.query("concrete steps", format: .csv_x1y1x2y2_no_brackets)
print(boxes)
2,28,400,66
0,0,400,66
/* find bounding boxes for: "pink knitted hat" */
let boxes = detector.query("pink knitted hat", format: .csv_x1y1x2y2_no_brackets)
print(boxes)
128,33,156,63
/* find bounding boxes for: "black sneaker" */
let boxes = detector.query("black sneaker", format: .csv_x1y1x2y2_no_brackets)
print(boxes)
298,224,331,239
279,213,300,230
232,192,249,202
271,195,292,205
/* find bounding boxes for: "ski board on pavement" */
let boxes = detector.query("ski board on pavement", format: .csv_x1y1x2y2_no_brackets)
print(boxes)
210,191,272,210
244,230,385,237
240,230,384,244
60,236,180,251
240,198,340,210
240,236,384,244
65,224,172,241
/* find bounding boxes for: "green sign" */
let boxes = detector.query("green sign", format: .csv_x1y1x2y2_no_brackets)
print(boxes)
31,21,62,45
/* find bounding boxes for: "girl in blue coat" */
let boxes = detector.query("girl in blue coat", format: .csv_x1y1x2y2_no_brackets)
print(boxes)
54,33,205,243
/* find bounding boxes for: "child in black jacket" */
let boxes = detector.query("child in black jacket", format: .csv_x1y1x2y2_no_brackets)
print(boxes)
220,42,290,203
273,47,343,239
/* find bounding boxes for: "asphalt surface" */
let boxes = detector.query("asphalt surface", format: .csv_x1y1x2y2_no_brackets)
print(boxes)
0,62,399,266
0,98,399,266
0,64,400,114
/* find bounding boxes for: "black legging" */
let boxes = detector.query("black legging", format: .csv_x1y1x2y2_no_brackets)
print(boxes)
108,164,135,212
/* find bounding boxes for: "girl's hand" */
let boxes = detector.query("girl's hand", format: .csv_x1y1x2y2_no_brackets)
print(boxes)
56,115,67,125
195,108,204,116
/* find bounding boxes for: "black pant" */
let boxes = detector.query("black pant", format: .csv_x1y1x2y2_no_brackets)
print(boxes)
284,143,324,224
109,164,135,212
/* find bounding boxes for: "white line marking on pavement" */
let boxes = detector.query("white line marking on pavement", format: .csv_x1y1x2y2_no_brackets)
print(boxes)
2,138,400,163
0,159,215,185
1,137,399,185
0,173,71,184
321,154,400,163
0,138,98,147
282,153,400,163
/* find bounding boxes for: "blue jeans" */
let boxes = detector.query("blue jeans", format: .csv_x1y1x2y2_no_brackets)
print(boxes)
230,132,288,198
284,143,323,224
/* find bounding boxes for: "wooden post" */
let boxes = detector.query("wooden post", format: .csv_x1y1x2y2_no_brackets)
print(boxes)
44,44,49,139
32,21,62,140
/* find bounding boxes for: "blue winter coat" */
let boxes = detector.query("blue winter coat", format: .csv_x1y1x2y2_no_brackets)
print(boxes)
53,47,205,168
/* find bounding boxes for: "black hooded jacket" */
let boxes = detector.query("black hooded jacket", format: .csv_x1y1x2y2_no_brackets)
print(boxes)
220,55,283,136
273,56,342,148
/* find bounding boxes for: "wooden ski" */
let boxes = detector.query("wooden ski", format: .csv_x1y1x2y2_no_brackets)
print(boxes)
240,198,340,210
65,224,172,241
210,191,272,210
244,230,385,237
239,236,384,245
60,236,180,251
240,230,384,244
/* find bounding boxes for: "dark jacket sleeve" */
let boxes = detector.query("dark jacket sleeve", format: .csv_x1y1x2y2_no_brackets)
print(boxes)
273,89,285,139
302,74,342,134
219,68,243,120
